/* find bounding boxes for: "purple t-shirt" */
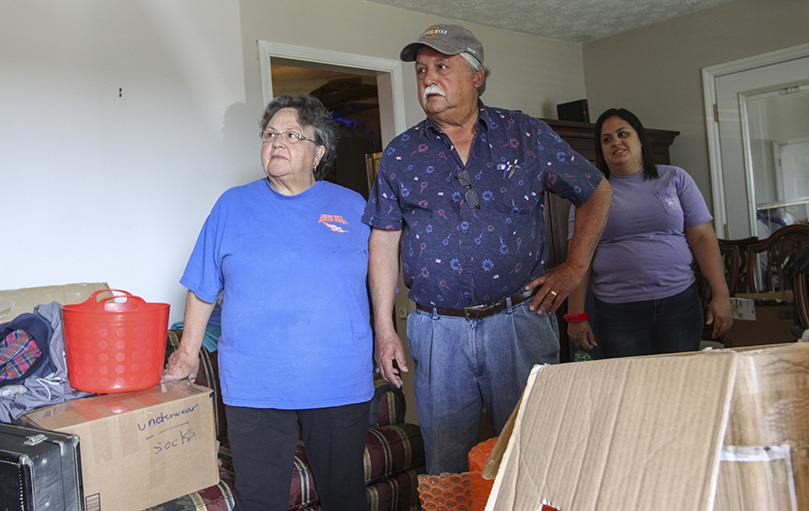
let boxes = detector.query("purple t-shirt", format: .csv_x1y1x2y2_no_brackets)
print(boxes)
569,165,713,303
364,102,604,308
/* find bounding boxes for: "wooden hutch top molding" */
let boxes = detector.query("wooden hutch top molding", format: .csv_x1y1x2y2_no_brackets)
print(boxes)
542,118,680,166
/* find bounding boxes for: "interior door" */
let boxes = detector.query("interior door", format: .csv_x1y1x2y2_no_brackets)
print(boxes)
714,55,809,238
742,84,809,236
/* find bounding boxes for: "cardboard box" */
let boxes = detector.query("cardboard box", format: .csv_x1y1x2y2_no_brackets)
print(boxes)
484,343,808,511
724,291,796,347
19,381,218,511
0,282,109,321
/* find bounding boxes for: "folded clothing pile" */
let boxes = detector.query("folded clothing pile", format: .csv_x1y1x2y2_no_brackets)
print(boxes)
0,313,53,386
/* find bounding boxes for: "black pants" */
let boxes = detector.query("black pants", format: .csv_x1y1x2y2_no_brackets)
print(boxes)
226,401,371,511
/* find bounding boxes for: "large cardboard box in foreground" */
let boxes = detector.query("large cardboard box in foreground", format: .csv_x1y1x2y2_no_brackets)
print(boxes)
484,343,809,511
20,381,218,511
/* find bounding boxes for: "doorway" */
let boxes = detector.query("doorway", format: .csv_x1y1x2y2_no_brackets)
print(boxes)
271,60,382,198
703,43,809,239
739,82,809,237
257,41,407,146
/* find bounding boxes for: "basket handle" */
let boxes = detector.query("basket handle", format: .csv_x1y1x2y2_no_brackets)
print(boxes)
87,289,148,312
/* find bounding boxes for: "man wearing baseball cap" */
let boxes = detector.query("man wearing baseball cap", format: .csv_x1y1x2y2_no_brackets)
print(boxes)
363,23,613,474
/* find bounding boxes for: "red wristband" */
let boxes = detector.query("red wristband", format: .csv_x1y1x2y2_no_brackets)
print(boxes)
563,312,589,323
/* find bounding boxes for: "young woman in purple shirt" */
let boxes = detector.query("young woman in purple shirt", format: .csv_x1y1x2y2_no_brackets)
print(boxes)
567,108,733,358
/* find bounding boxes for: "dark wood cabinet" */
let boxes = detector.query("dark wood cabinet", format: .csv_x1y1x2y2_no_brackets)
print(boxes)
540,118,680,361
542,118,679,168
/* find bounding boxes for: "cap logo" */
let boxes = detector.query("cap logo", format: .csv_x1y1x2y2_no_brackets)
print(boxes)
422,25,447,39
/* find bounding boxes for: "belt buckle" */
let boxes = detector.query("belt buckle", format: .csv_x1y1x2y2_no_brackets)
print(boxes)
463,303,487,320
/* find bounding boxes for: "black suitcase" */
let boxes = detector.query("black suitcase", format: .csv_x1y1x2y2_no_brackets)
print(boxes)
0,422,83,511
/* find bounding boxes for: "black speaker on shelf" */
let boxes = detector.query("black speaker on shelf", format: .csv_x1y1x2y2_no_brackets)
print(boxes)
556,99,590,123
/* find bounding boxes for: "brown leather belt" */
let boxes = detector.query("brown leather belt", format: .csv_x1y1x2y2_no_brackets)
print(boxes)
416,288,539,320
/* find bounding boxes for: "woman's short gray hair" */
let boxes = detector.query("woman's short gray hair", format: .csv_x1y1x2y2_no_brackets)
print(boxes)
460,52,490,97
260,95,338,180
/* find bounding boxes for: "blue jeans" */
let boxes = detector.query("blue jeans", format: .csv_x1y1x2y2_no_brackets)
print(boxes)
594,282,704,358
407,299,559,474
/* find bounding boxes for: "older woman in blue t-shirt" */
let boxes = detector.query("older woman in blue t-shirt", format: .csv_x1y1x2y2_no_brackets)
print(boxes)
163,95,372,511
567,108,733,358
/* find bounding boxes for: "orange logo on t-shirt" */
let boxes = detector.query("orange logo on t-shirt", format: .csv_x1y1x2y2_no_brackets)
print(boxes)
318,214,350,233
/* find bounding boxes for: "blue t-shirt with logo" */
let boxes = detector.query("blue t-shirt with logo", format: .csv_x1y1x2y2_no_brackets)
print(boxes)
182,179,373,409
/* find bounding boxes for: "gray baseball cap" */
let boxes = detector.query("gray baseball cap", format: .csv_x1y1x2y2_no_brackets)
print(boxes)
400,24,484,64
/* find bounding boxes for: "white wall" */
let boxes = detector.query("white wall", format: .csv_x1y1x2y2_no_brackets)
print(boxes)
236,0,586,123
2,1,252,321
2,0,586,321
582,0,809,211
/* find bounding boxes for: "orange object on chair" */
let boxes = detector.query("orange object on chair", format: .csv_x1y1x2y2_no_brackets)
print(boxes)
468,436,498,473
417,437,499,511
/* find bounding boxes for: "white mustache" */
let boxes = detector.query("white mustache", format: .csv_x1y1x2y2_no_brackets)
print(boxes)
422,85,446,99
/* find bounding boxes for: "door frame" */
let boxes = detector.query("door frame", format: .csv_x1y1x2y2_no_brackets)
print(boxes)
702,43,809,237
257,40,408,147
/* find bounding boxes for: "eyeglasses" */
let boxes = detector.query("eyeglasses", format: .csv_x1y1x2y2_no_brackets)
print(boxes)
456,169,480,209
259,130,316,144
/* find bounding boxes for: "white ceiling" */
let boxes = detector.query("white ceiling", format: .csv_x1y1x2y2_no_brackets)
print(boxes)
365,0,734,43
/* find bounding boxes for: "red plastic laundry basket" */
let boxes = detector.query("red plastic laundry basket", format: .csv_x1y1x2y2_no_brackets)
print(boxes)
62,289,169,393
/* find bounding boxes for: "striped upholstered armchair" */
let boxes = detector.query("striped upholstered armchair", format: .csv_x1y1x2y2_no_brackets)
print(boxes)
146,329,426,511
